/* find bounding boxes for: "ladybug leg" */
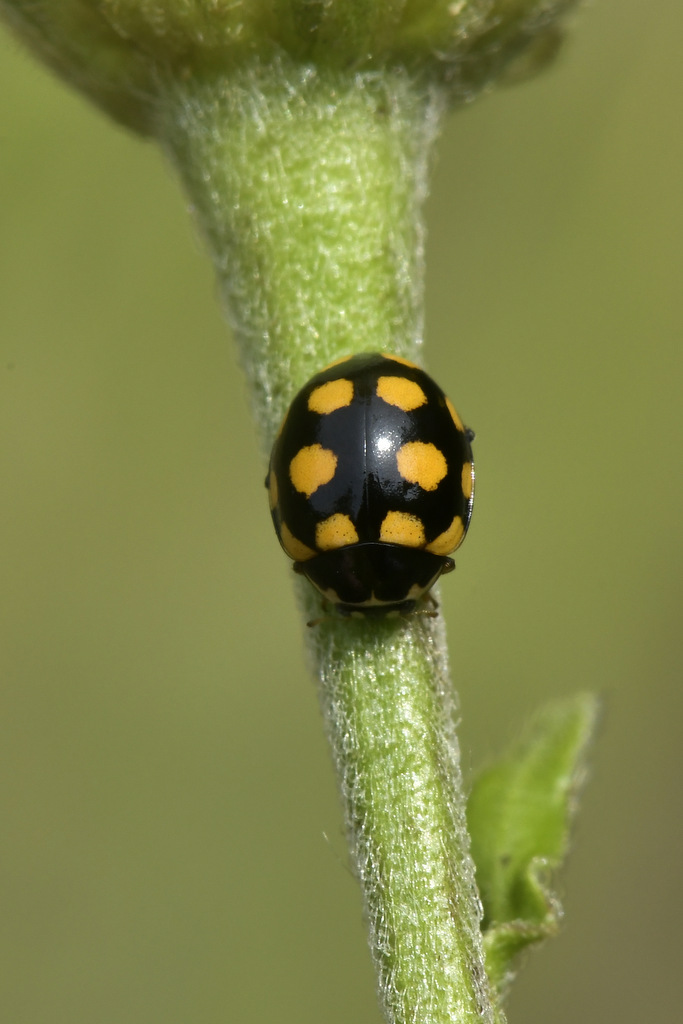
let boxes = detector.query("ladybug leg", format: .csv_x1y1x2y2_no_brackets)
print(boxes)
401,594,439,620
412,607,439,620
416,592,439,618
306,597,332,628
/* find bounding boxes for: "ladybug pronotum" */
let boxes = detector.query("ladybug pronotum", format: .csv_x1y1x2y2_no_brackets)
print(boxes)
266,352,475,618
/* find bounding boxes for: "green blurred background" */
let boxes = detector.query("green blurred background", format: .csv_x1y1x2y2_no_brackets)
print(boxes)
1,3,681,1021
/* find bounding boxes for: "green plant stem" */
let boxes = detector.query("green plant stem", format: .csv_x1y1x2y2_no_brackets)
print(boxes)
157,57,439,445
158,58,495,1024
313,614,496,1024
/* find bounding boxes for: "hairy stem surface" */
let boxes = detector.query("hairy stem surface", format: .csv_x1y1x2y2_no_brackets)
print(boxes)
158,58,493,1023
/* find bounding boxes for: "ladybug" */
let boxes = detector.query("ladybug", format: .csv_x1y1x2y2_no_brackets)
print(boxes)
266,353,474,618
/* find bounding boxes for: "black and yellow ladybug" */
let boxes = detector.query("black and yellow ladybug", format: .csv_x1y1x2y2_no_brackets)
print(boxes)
266,353,474,618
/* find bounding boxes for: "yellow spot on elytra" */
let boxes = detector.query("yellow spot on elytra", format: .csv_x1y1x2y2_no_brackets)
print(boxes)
396,441,447,492
268,471,278,510
289,444,337,497
380,511,426,548
279,522,317,562
446,397,465,433
308,378,354,414
461,461,474,501
316,514,359,551
376,376,427,412
387,354,420,369
426,516,466,555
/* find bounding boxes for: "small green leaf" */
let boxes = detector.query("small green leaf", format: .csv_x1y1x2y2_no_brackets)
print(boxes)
467,692,599,996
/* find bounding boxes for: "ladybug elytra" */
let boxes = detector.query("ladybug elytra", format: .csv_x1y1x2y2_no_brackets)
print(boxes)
266,353,474,618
